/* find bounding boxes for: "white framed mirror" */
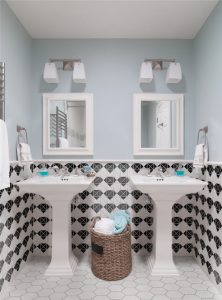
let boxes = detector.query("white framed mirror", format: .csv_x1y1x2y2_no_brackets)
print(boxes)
43,93,93,156
133,93,184,156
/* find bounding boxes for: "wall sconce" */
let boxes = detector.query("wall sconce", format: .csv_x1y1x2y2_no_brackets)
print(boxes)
140,59,182,84
73,62,86,83
43,62,59,83
166,62,182,84
139,61,153,83
43,59,86,84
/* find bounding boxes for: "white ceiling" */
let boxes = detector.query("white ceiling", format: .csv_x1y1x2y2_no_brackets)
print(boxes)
6,0,218,39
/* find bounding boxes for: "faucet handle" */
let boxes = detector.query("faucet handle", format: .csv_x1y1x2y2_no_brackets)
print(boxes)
146,167,151,175
158,166,164,172
52,165,60,175
63,166,69,174
40,162,46,169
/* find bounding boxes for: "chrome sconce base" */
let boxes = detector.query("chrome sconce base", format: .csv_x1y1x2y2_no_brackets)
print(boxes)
50,59,81,71
43,59,86,83
144,59,175,70
140,58,182,84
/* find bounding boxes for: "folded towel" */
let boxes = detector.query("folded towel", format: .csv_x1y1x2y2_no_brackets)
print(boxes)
59,137,69,148
193,143,208,168
94,218,114,235
0,119,10,189
17,142,32,164
111,210,130,234
204,143,208,165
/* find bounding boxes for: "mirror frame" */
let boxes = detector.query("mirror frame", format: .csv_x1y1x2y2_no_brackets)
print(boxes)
133,93,184,156
43,93,93,156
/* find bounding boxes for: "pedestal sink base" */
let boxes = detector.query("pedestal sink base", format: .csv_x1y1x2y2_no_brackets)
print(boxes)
44,195,77,276
130,175,207,278
147,255,180,276
45,255,78,276
16,175,94,277
148,198,180,276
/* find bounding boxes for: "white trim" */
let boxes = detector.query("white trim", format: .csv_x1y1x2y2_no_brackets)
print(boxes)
205,161,222,165
133,93,184,157
9,159,222,165
10,159,222,166
42,93,93,156
10,159,193,164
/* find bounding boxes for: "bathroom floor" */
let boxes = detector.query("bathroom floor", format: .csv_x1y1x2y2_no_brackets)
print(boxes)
2,256,221,300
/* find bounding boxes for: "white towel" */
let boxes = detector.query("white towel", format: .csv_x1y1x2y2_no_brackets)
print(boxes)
193,143,208,168
0,119,10,189
59,137,69,148
17,142,32,163
94,218,114,235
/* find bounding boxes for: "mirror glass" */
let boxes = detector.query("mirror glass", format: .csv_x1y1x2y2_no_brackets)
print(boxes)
133,93,184,156
43,93,93,156
141,100,177,149
49,100,86,149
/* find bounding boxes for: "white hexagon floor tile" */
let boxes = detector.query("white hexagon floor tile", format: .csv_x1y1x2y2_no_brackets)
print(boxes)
1,256,222,300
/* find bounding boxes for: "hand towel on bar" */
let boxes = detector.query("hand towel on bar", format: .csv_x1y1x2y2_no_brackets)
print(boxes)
17,142,32,163
193,143,208,168
0,119,10,189
111,210,130,234
204,143,208,165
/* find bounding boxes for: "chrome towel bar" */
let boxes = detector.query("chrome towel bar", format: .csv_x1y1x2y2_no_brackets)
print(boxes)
197,126,208,144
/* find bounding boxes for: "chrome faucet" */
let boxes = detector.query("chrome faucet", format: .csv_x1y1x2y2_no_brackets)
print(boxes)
60,166,70,179
74,166,79,176
156,166,165,179
52,165,60,176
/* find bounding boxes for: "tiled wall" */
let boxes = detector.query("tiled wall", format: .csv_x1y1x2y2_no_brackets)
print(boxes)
0,164,34,293
193,164,222,293
1,160,222,294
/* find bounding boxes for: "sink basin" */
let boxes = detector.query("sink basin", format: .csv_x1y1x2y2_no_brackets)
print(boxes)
130,175,207,201
17,175,94,276
130,175,207,276
17,175,93,198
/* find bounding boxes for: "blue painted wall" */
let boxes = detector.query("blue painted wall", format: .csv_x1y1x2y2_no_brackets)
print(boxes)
0,1,2,59
0,3,204,160
2,1,222,161
31,39,195,159
1,2,32,159
194,1,222,161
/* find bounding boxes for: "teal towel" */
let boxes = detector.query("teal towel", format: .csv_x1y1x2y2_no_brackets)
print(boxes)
111,210,130,234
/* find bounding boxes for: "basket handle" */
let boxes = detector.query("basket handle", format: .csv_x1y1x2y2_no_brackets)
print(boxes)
91,216,101,230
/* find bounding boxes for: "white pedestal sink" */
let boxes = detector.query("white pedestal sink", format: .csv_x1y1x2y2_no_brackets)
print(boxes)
130,175,207,276
17,175,93,276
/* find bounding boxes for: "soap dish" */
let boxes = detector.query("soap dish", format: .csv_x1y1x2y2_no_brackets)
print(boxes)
176,170,185,176
38,171,49,177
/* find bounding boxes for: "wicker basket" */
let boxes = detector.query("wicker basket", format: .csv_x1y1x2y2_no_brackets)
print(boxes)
90,216,132,281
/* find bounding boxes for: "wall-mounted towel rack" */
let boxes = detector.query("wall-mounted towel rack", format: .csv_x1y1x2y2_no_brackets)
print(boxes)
0,62,5,120
197,126,208,144
17,125,28,144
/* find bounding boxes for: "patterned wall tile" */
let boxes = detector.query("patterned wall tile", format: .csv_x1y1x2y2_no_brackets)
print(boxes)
30,161,195,258
193,164,222,292
0,164,33,293
4,160,220,294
